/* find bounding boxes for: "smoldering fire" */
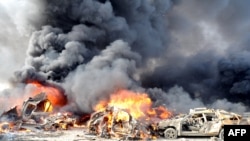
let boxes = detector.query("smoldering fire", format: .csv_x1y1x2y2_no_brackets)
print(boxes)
0,0,250,130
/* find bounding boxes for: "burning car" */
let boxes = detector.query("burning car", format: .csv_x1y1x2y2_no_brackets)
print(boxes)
17,92,76,131
88,90,173,140
88,106,142,139
1,93,53,132
21,92,53,122
157,107,242,140
87,106,137,137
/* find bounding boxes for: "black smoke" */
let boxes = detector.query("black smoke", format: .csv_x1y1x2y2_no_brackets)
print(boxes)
8,0,171,113
141,0,250,111
1,0,250,114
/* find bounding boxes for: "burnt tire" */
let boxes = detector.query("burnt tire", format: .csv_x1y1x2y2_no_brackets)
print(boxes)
219,128,224,140
164,128,177,139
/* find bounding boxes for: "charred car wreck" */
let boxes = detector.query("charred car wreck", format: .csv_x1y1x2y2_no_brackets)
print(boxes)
19,93,76,131
87,106,153,140
21,92,52,122
157,107,243,140
0,93,76,132
1,94,250,140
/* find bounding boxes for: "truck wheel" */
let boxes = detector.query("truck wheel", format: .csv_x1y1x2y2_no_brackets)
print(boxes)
219,128,224,140
164,128,177,139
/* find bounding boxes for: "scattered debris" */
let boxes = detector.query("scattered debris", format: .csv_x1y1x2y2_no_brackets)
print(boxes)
42,113,76,131
0,106,19,122
1,94,250,141
1,93,78,133
0,106,19,133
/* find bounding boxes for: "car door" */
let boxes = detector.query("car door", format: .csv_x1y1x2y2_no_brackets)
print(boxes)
180,113,206,136
199,113,221,135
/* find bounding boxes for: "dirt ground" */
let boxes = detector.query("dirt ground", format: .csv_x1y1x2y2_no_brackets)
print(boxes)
0,127,221,141
0,127,98,141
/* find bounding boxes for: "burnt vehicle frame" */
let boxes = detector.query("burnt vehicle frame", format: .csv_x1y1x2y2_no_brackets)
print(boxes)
87,106,142,139
21,92,52,122
19,92,75,131
157,107,242,140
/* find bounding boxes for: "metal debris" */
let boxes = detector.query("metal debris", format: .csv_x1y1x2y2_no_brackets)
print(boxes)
1,92,76,132
1,96,250,141
21,92,52,122
0,106,19,122
157,107,244,140
87,106,150,140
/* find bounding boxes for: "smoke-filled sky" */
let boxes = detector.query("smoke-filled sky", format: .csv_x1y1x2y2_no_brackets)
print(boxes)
0,0,250,114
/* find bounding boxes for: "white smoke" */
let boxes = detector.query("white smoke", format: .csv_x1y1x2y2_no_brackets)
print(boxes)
0,0,45,86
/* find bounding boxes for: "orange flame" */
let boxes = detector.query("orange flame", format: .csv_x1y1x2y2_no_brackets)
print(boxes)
115,110,130,122
0,122,15,133
0,122,9,133
28,81,67,107
94,89,172,120
44,100,53,112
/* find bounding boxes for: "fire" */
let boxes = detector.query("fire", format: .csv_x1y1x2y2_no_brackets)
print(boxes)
115,110,130,122
157,106,170,119
44,100,53,112
28,81,66,107
0,122,13,133
94,89,172,120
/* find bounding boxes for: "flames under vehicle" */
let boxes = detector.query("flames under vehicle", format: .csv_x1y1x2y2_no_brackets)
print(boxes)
157,107,244,140
0,93,76,132
20,93,76,131
1,92,250,140
21,93,52,122
87,106,149,140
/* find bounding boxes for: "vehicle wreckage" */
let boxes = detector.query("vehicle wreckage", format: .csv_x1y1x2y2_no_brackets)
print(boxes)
0,93,77,132
156,107,247,140
87,106,154,140
1,94,155,140
1,93,250,140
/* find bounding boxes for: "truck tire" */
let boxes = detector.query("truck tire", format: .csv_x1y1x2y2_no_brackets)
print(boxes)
164,128,177,139
219,128,224,140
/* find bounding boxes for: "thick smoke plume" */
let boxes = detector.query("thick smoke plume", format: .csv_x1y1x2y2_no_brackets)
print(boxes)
1,0,250,114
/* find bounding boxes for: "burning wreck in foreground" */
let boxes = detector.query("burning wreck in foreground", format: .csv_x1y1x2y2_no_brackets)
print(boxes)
0,87,173,140
0,92,77,133
88,106,140,139
1,89,250,140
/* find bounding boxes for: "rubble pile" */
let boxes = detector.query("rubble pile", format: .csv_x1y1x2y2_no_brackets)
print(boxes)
0,93,79,133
